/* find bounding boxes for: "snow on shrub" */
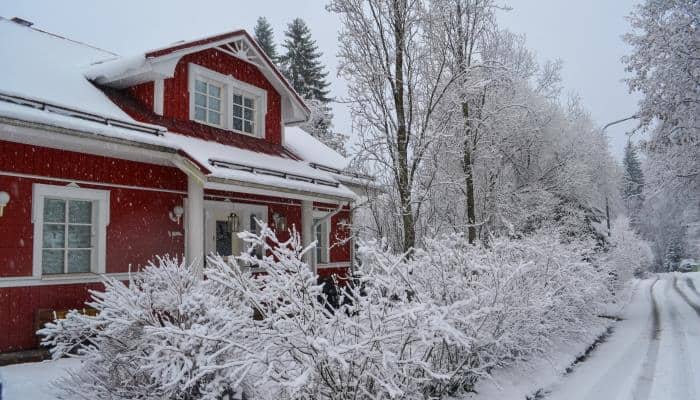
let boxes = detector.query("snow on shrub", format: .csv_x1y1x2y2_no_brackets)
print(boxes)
40,225,613,399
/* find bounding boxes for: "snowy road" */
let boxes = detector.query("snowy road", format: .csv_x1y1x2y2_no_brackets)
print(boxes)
546,273,700,400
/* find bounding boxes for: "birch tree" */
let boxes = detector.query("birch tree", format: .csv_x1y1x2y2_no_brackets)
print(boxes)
328,0,454,252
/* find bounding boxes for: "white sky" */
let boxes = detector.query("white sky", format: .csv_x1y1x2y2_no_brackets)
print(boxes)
1,0,640,159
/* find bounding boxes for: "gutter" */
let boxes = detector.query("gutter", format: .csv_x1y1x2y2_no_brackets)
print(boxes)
0,115,176,155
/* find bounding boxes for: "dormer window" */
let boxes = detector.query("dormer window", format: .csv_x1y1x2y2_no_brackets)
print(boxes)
189,63,267,138
194,79,223,126
232,94,255,135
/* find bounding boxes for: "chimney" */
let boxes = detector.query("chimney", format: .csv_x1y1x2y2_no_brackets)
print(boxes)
10,17,33,27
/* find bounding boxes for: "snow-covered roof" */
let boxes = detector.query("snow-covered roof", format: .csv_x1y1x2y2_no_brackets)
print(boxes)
0,17,128,120
284,126,350,170
0,18,356,202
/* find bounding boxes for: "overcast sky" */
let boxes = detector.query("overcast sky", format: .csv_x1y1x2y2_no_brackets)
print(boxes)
1,0,640,159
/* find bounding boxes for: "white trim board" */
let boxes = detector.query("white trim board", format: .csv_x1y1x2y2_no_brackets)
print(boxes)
0,272,137,288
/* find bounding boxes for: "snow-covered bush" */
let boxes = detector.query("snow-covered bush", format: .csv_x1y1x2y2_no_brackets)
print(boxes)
40,225,613,400
605,217,653,281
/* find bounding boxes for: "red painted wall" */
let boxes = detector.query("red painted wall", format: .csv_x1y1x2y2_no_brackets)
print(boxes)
0,140,187,278
129,82,154,110
330,210,352,263
164,49,283,145
0,140,350,352
0,283,102,352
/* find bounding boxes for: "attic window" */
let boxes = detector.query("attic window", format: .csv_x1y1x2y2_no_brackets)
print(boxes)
189,63,266,138
194,79,223,126
233,94,255,134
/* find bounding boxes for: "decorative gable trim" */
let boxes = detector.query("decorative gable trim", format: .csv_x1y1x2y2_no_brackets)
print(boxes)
87,30,309,125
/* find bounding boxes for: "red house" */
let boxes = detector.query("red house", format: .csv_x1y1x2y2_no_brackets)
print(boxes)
0,17,365,355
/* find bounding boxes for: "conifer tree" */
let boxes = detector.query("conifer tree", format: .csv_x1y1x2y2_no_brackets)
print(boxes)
621,141,644,228
253,17,279,64
279,18,331,103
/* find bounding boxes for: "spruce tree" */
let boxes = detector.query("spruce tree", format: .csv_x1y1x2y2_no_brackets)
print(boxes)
279,18,331,103
622,141,645,228
253,17,279,64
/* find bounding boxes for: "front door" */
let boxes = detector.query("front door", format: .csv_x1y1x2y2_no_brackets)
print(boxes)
204,201,268,263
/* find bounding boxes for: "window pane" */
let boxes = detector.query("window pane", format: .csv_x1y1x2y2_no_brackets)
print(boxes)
244,121,253,133
69,200,92,224
42,250,65,274
233,118,242,131
243,108,253,120
43,224,65,248
43,198,65,223
195,80,207,93
195,107,206,121
208,111,221,125
243,97,254,108
233,94,242,105
195,93,207,107
209,85,221,98
68,225,91,248
233,105,242,117
67,250,91,273
209,97,221,111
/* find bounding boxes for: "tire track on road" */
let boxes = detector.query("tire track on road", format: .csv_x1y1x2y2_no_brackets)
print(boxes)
661,276,698,400
685,277,700,299
631,278,660,400
673,276,700,317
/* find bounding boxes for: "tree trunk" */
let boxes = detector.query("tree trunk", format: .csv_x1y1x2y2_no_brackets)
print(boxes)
393,0,415,253
462,102,477,244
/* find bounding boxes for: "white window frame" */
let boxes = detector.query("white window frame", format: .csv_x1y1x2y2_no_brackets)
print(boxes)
188,63,267,138
313,211,331,265
32,184,110,278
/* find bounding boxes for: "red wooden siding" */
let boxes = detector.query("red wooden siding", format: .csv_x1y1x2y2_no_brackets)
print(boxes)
0,283,103,352
330,210,352,263
0,140,187,277
128,82,154,111
0,140,350,353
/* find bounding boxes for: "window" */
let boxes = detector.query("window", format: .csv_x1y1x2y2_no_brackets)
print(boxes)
232,94,256,135
33,184,110,277
193,79,223,126
314,217,330,264
189,63,267,138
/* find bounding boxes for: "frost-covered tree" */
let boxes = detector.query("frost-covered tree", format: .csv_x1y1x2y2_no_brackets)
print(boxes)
299,99,348,156
621,141,644,228
254,17,279,64
428,0,499,243
623,0,699,265
328,0,457,252
279,18,331,103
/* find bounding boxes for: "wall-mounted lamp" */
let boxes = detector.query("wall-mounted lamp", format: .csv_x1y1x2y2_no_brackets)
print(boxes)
272,212,287,231
228,212,240,233
169,205,184,224
0,191,9,217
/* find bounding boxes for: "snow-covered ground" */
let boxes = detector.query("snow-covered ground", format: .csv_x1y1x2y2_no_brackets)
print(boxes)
465,272,700,400
0,358,80,400
545,272,700,400
2,273,699,400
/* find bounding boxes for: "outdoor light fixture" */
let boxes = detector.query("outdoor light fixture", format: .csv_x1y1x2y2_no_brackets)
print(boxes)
228,212,240,233
0,191,9,217
272,212,287,231
169,205,184,224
